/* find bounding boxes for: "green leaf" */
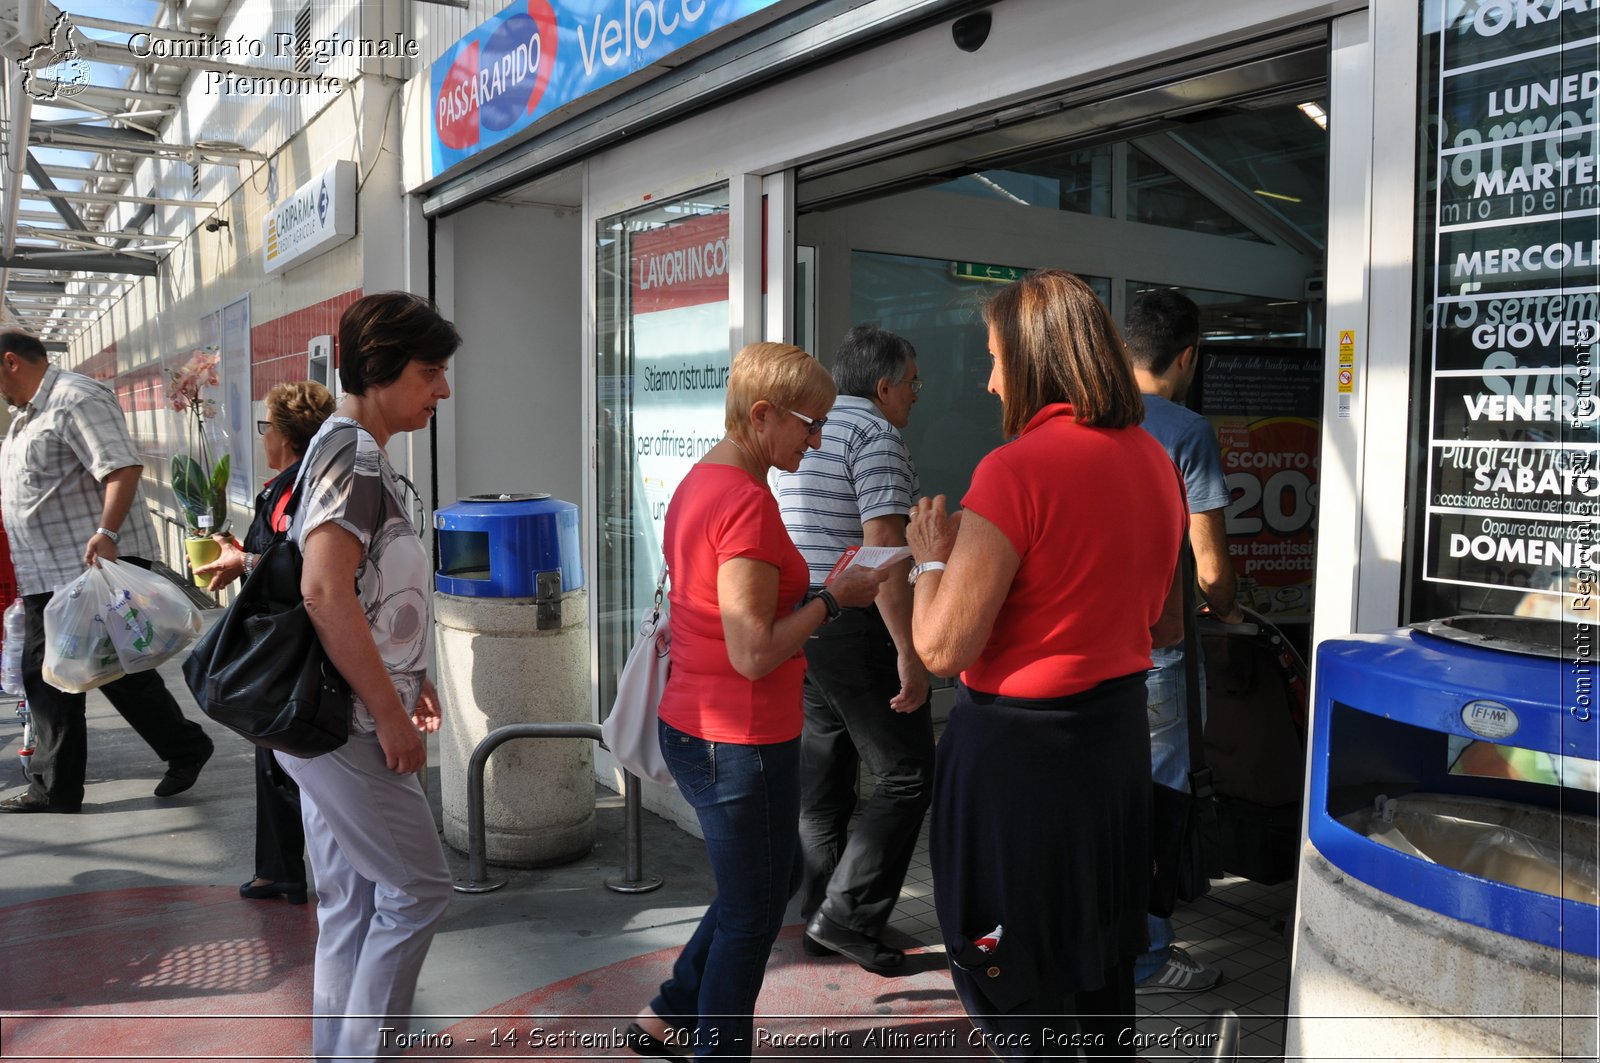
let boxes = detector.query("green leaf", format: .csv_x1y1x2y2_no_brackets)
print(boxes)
209,454,230,528
170,453,207,529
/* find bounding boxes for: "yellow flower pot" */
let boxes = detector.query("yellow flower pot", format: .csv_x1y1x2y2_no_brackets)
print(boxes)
184,536,221,589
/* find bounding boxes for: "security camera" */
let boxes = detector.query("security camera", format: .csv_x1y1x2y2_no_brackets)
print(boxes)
952,11,991,52
204,218,229,233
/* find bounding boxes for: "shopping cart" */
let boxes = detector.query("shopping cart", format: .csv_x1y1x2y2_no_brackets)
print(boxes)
1201,606,1310,885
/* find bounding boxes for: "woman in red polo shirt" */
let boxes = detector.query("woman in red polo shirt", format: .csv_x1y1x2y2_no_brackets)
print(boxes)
906,270,1187,1058
629,342,885,1061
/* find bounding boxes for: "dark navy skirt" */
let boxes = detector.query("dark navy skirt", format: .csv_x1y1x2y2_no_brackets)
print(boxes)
931,674,1151,1011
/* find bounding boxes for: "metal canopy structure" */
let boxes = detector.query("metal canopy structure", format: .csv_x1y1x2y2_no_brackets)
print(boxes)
0,0,262,346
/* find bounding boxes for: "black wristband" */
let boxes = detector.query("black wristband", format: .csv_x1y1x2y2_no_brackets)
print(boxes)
811,587,842,624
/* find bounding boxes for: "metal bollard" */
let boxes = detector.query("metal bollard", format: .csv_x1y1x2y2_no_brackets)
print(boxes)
453,722,663,895
1204,1009,1240,1059
604,768,663,894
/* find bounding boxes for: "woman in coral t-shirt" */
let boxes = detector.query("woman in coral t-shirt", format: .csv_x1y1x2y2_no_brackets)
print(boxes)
629,343,884,1061
906,270,1187,1058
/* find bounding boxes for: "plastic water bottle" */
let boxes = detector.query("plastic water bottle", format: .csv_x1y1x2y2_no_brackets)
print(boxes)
1,599,24,696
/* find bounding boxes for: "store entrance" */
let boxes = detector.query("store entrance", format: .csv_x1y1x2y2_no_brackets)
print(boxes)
793,45,1331,658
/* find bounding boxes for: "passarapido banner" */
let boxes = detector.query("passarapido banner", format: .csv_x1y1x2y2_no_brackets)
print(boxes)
430,0,782,178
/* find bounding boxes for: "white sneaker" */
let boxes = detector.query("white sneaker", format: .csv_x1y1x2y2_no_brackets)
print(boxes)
1134,945,1221,994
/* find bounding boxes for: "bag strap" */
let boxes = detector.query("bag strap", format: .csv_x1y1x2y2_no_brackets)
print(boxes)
649,564,669,622
281,420,361,542
1180,543,1213,793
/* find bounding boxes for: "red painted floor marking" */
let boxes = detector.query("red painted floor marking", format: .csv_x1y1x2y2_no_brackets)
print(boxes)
0,885,315,1061
431,926,973,1060
1,891,970,1061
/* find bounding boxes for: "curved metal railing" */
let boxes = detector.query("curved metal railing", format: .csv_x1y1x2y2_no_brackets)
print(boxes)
454,722,662,896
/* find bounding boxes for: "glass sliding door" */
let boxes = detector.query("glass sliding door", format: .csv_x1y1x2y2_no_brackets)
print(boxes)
595,186,731,718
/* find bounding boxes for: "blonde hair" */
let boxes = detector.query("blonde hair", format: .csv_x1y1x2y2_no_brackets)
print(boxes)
724,342,835,439
266,380,336,456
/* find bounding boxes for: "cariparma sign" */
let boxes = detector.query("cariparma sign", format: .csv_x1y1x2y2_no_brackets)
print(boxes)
429,0,782,178
263,160,356,275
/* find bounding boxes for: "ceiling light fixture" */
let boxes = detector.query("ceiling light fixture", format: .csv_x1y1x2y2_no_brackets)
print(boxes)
1297,101,1328,130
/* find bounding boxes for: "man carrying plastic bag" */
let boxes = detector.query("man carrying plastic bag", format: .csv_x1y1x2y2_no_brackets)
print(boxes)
0,329,214,813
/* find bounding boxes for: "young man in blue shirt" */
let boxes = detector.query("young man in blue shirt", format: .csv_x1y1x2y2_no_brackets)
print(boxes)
1127,290,1243,994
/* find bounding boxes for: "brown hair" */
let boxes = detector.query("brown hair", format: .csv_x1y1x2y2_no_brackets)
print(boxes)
982,269,1144,437
337,291,460,395
266,380,336,457
724,342,836,439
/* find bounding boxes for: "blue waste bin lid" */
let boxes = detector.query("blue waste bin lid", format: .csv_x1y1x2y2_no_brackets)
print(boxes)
435,494,583,597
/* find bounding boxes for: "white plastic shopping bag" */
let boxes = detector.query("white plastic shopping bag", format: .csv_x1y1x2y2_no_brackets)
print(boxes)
96,559,202,673
43,569,125,693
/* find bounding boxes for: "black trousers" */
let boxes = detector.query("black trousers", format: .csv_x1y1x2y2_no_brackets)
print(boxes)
798,606,934,938
21,558,212,809
253,745,306,884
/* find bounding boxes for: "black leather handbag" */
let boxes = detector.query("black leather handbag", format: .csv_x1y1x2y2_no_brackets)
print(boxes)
182,468,351,758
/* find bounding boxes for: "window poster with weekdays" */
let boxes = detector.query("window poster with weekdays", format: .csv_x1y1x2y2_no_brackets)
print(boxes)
1419,0,1598,605
1198,347,1322,621
430,0,783,179
630,209,732,555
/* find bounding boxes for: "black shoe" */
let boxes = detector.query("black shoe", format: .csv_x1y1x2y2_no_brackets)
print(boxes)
624,1021,687,1063
155,738,214,798
239,878,308,904
0,793,80,814
804,909,905,976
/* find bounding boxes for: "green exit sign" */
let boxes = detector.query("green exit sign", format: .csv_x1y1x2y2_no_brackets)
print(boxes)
950,261,1031,284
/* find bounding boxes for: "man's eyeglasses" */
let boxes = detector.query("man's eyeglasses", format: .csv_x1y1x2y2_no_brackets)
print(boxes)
907,377,925,395
786,408,827,436
256,420,271,435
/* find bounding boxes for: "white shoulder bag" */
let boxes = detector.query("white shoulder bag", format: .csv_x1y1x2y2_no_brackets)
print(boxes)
601,567,675,785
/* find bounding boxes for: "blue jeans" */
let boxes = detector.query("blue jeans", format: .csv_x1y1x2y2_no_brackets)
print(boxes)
651,719,802,1059
1136,645,1206,983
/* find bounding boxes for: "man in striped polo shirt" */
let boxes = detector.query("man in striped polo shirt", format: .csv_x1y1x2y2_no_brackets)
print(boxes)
776,325,931,977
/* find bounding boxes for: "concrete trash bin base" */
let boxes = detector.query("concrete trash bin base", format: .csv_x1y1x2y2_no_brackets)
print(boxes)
436,588,593,867
1288,794,1600,1060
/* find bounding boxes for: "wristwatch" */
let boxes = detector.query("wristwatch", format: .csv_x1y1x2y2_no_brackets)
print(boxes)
808,587,842,624
908,561,946,586
95,526,121,544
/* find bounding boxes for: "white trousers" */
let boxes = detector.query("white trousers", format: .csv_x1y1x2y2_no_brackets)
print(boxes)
278,733,452,1062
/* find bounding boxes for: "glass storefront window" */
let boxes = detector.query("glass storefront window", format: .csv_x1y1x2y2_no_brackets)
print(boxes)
1127,146,1265,241
596,186,730,717
1402,1,1599,624
1125,282,1325,626
850,248,1110,514
933,145,1114,216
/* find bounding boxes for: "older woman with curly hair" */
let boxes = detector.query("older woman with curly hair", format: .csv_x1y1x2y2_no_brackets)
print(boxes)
195,379,336,907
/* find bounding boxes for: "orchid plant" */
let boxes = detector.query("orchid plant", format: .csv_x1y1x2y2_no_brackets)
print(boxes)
167,348,230,537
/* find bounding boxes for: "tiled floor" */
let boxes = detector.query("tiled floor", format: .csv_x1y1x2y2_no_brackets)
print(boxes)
884,804,1296,1062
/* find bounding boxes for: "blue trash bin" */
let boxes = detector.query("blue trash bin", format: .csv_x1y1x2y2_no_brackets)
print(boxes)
433,494,592,867
1309,615,1598,954
1289,615,1599,1059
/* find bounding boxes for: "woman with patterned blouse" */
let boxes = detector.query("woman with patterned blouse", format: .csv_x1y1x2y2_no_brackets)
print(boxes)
277,292,460,1062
